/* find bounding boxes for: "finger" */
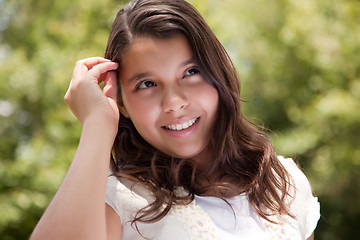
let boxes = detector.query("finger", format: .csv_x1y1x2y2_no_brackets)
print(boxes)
73,57,112,79
88,62,119,83
82,57,112,70
103,71,118,100
98,72,107,83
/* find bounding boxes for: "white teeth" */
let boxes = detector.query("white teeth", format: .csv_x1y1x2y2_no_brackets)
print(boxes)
165,118,197,131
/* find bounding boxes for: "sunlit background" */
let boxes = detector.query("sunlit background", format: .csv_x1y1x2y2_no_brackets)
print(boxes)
0,0,359,239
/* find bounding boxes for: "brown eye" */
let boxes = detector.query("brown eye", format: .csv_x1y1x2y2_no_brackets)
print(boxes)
137,80,157,89
184,67,199,77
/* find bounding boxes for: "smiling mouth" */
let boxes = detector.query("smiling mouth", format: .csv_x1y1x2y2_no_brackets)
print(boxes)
163,117,199,131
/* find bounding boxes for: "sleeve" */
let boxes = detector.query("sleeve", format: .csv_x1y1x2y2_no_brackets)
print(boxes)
105,174,153,226
105,174,124,223
279,156,321,239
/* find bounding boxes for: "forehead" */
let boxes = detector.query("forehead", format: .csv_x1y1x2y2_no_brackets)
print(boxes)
120,35,193,73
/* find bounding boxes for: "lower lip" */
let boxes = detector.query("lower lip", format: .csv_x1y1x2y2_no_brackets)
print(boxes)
162,118,200,138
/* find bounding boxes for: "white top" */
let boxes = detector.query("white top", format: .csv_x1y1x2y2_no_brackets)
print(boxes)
106,156,320,240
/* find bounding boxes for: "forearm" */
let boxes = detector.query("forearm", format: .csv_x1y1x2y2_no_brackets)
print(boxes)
31,118,116,240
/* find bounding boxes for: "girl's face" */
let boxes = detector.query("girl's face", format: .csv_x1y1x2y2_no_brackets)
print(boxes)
119,35,219,163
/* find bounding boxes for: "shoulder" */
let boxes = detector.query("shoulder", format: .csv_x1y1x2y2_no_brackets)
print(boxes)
105,174,154,222
105,175,196,239
277,156,320,239
278,156,312,193
278,156,317,206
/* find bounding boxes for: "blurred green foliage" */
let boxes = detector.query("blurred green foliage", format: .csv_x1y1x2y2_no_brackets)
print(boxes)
0,0,359,239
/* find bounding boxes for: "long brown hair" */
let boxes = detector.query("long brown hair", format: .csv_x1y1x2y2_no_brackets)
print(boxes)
105,0,291,225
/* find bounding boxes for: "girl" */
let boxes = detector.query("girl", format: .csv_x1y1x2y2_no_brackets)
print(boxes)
31,0,320,239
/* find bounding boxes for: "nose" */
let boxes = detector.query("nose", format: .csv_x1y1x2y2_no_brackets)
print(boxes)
162,87,189,113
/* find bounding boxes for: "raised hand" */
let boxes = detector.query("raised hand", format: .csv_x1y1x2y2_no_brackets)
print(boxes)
64,57,119,135
31,58,122,240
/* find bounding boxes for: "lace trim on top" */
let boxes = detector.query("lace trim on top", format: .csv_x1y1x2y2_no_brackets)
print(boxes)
169,198,221,240
170,187,309,240
261,214,300,240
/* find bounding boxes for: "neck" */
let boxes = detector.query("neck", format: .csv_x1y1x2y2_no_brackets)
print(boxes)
190,152,244,198
191,146,213,171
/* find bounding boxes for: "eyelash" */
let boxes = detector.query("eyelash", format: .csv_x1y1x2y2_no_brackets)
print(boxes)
184,66,199,77
137,80,157,89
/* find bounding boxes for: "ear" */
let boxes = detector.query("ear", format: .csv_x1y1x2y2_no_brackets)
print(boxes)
117,97,130,118
116,81,130,118
119,105,130,118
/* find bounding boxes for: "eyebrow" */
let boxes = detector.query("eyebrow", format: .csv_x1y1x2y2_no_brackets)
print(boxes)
181,58,195,67
128,72,152,84
128,58,195,84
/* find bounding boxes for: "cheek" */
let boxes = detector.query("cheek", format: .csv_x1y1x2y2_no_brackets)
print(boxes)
123,93,160,132
208,86,219,107
208,91,220,126
194,84,219,114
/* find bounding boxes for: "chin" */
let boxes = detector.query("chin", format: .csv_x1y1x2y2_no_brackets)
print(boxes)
165,147,206,160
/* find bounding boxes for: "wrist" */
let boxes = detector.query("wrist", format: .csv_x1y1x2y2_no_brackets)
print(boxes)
82,116,118,145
